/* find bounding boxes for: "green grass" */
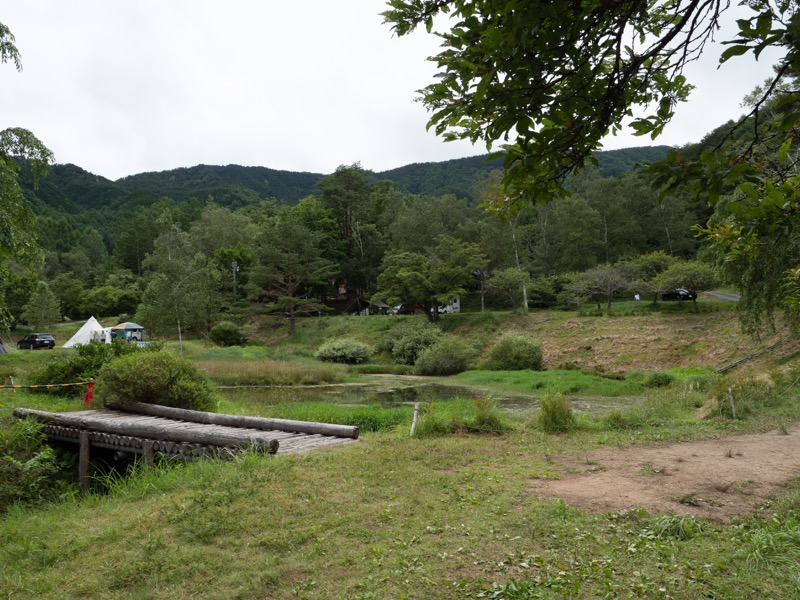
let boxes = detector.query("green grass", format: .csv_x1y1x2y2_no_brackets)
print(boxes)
454,368,644,396
3,418,800,599
3,311,800,598
257,400,413,432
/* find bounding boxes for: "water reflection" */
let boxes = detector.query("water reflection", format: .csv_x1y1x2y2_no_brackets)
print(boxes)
218,377,644,418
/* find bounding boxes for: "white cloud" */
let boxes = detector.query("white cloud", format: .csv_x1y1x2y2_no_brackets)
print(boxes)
0,2,782,180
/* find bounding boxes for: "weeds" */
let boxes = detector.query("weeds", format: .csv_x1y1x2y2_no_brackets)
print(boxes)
645,514,707,540
412,397,513,437
536,392,576,433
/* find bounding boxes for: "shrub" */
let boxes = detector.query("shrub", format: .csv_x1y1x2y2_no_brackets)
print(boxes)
97,351,215,411
415,336,476,376
0,418,73,512
643,371,675,388
209,321,247,347
485,334,544,371
30,340,160,396
378,320,443,365
314,338,373,364
537,392,576,433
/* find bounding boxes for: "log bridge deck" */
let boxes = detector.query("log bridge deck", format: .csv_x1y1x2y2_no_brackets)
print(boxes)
13,401,359,491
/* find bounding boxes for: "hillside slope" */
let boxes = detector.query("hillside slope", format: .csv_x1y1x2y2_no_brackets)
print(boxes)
257,304,796,376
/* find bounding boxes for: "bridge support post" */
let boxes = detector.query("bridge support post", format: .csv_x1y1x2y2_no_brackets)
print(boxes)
79,430,91,494
143,440,155,466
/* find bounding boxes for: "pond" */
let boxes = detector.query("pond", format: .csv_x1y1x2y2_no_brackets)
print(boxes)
217,375,644,419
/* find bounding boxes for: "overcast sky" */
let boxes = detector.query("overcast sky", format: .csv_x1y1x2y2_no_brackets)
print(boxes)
0,2,780,181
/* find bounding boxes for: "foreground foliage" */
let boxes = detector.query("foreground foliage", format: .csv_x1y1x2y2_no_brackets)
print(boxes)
96,351,215,411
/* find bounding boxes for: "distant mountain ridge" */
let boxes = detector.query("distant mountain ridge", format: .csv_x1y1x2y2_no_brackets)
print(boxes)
19,146,672,218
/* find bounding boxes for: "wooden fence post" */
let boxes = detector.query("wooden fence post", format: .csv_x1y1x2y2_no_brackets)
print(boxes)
410,403,420,437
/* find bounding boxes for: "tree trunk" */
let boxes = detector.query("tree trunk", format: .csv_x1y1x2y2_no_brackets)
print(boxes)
13,407,280,452
106,401,359,438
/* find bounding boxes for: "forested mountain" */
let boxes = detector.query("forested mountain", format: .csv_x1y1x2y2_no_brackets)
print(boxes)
17,145,671,219
116,164,325,206
593,145,672,177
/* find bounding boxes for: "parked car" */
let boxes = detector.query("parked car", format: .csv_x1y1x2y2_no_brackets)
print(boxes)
17,333,56,350
660,288,697,301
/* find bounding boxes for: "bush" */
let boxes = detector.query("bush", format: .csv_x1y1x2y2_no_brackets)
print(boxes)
537,392,576,433
0,418,73,512
209,321,247,347
414,336,476,376
30,340,160,396
378,320,443,365
97,351,215,411
643,371,675,388
485,335,544,371
314,338,373,364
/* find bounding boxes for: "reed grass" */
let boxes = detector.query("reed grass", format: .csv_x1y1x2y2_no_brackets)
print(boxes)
196,358,346,386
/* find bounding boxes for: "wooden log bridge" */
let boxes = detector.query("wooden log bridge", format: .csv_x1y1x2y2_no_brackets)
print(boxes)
13,402,359,492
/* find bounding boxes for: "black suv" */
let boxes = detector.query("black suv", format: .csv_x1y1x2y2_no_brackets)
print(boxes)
17,333,56,350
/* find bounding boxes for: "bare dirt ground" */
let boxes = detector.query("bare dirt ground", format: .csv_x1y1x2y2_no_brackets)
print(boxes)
529,425,800,522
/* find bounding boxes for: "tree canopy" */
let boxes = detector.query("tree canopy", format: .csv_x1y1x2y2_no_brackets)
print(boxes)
382,1,795,204
1,22,54,328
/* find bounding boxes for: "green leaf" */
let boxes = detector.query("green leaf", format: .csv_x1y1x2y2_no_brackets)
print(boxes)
719,45,751,63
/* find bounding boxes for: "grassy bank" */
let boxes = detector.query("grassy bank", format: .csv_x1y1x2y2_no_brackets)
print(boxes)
3,404,800,599
3,309,800,598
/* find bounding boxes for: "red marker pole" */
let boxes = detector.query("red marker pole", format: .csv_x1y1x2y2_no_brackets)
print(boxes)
84,378,94,408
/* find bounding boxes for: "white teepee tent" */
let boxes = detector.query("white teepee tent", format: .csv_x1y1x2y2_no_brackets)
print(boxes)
63,316,106,348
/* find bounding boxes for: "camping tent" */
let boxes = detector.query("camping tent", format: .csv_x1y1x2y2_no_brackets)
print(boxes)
63,316,108,348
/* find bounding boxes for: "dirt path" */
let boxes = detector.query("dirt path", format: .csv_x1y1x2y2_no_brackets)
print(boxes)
529,425,800,522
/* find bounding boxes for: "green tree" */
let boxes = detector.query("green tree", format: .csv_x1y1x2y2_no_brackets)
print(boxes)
0,25,53,330
78,285,140,318
388,194,474,253
21,281,60,329
135,219,222,353
374,235,487,321
576,264,631,312
0,21,22,70
488,267,531,312
317,165,387,303
250,214,337,331
49,272,85,319
0,127,53,328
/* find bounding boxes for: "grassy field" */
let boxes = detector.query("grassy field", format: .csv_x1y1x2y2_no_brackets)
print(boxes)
2,308,800,598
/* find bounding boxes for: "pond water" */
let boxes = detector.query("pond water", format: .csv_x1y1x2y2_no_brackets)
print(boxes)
218,375,644,418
